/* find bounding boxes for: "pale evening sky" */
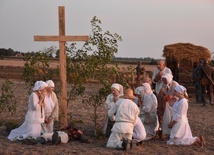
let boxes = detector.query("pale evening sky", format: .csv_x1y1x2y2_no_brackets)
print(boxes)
0,0,213,59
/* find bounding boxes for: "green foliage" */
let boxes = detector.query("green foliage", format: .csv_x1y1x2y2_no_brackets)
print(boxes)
22,49,56,88
0,79,17,115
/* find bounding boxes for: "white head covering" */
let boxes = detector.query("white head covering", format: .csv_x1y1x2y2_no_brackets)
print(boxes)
111,83,124,95
174,85,188,97
46,80,55,87
161,73,173,84
134,86,145,96
142,83,152,94
33,81,48,91
33,81,40,91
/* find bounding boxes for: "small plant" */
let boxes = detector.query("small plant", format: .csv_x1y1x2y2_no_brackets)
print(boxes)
0,79,17,115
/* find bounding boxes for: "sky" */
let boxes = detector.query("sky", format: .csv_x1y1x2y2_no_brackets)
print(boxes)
0,0,214,59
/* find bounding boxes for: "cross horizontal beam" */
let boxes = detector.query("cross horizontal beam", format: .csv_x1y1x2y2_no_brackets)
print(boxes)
34,36,89,42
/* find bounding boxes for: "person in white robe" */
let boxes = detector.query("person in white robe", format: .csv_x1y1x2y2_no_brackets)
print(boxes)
103,83,123,137
41,80,59,133
152,59,172,95
106,88,139,151
132,117,146,145
139,83,159,140
158,73,179,139
167,85,205,146
7,81,48,141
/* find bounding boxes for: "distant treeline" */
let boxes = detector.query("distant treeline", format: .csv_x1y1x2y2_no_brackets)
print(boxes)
0,48,157,65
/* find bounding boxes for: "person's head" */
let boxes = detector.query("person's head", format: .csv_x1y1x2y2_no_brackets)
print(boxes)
134,86,145,99
202,59,209,65
33,80,48,94
157,59,165,71
142,77,152,86
174,85,188,99
46,80,55,93
142,83,152,94
161,73,173,85
120,88,136,100
137,61,142,66
110,83,123,97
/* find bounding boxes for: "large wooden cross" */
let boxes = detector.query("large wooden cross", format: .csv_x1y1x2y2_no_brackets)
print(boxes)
34,6,89,128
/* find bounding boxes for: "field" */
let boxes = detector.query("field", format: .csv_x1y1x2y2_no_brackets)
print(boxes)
0,59,213,155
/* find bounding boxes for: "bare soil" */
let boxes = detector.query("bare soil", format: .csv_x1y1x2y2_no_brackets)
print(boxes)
0,59,213,155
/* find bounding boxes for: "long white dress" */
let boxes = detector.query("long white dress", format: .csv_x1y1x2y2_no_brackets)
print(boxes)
7,92,45,141
140,93,159,139
167,98,197,145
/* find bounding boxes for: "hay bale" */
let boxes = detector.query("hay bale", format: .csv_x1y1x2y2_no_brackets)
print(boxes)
162,43,211,63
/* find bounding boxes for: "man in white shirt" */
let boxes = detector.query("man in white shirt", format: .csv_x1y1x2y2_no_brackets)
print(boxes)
152,59,172,95
106,88,140,151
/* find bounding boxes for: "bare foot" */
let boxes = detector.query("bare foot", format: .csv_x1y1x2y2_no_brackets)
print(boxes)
199,135,205,147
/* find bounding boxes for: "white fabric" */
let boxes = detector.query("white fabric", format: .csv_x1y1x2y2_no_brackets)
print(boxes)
38,81,48,90
41,131,69,143
152,67,172,94
111,83,123,95
142,82,152,94
134,86,145,96
33,81,40,91
167,98,197,145
106,132,132,148
140,92,159,137
46,80,55,87
103,84,124,136
108,99,139,134
132,117,146,142
161,80,179,135
8,92,45,141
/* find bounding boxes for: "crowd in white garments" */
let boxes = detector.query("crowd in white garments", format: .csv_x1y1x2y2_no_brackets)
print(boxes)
7,59,205,151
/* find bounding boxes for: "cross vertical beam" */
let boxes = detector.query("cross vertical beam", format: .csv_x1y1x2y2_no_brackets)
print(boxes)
34,6,89,128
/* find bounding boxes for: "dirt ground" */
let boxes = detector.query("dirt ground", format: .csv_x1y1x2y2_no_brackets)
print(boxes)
0,78,213,155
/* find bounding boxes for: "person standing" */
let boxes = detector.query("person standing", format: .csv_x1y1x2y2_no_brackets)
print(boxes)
8,81,48,141
136,61,145,86
106,88,140,151
200,59,214,106
103,83,124,137
152,59,172,95
193,61,202,103
167,85,205,146
41,80,59,133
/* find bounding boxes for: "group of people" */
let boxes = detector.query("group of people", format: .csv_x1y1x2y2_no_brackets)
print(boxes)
104,59,205,151
7,59,208,150
193,59,214,106
7,80,90,145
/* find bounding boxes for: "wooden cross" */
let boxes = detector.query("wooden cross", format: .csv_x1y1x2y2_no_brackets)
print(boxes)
34,6,89,128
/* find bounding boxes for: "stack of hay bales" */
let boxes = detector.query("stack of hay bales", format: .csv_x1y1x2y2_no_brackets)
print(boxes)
162,42,211,95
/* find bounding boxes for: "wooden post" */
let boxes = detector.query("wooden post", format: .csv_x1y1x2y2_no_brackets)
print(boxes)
34,6,89,128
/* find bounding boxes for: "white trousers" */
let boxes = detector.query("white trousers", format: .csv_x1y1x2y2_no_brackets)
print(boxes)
41,131,69,143
106,132,132,149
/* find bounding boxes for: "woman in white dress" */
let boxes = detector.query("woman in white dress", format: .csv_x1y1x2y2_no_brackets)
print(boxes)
41,80,59,133
7,81,48,141
158,73,178,139
103,83,123,137
140,83,159,140
167,85,205,146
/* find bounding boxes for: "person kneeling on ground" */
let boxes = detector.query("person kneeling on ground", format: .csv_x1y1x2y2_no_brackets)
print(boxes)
37,124,91,145
106,88,140,151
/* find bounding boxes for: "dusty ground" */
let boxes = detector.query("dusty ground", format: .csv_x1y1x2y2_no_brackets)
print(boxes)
0,57,213,155
0,78,213,155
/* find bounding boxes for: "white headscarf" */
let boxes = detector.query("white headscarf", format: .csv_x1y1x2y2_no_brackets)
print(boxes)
38,81,48,90
134,86,145,96
33,81,40,91
46,80,55,87
111,83,124,95
174,85,188,97
33,81,48,91
161,73,173,84
142,83,152,94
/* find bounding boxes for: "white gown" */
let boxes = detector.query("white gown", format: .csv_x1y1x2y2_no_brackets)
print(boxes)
167,98,197,145
7,92,45,141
